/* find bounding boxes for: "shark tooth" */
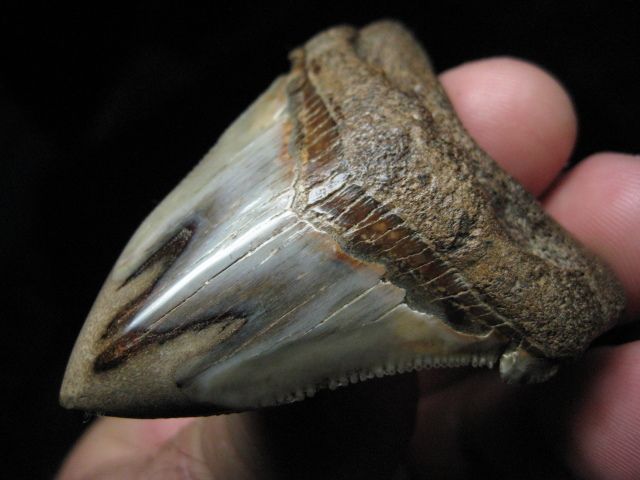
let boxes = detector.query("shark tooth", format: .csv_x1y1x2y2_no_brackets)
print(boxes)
60,21,625,418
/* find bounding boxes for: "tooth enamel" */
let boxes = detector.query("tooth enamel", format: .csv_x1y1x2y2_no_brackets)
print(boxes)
60,21,624,418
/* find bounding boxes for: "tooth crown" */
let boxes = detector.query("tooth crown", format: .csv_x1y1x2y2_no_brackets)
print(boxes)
60,21,625,418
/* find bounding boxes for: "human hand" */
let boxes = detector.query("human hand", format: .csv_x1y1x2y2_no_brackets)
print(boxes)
411,58,640,480
57,58,640,480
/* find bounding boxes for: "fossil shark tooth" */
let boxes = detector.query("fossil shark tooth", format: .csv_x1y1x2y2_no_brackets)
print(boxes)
60,21,625,418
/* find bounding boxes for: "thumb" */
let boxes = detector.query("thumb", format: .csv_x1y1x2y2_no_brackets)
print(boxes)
58,374,418,480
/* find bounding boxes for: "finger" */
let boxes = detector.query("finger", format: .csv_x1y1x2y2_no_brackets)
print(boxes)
566,342,640,479
441,57,577,196
206,375,417,479
544,153,640,317
56,417,196,479
411,343,640,480
58,375,418,479
411,152,640,477
56,415,271,479
411,56,584,462
410,371,513,479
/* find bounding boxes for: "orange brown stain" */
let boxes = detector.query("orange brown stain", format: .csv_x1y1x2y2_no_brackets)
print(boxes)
278,119,297,173
331,241,380,272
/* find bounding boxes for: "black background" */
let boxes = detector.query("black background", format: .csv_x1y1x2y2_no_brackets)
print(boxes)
2,1,638,478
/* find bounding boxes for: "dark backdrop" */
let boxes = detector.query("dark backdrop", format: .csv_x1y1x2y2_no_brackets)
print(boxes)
2,2,638,478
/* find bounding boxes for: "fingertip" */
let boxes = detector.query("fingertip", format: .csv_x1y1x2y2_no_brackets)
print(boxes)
544,153,640,316
441,57,577,196
199,413,272,479
567,342,640,479
56,417,195,479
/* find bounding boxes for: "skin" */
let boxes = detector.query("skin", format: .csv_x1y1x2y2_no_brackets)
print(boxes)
57,57,640,480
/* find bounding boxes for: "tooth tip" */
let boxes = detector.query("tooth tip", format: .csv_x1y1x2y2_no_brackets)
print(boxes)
59,367,112,414
59,367,232,418
58,316,232,418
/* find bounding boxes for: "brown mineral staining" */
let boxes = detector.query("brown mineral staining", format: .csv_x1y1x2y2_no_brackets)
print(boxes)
95,313,244,373
120,223,196,289
102,223,196,339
